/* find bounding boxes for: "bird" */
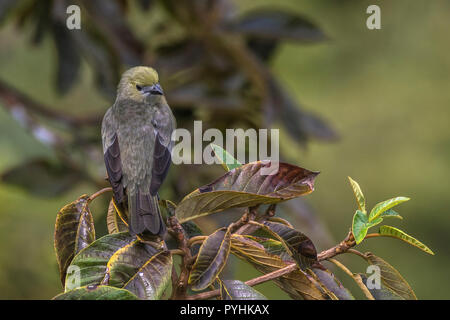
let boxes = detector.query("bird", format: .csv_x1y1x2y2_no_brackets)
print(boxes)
101,66,176,237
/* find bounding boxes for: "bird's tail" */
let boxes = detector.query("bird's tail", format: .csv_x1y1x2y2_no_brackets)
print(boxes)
128,190,166,237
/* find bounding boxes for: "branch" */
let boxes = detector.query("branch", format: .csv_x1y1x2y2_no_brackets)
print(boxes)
88,187,112,202
187,262,298,300
328,258,374,300
187,236,207,247
234,204,275,235
186,227,368,300
0,78,103,127
316,230,355,261
168,216,193,300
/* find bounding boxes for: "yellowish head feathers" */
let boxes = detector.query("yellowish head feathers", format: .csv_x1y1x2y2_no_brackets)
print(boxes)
116,66,160,101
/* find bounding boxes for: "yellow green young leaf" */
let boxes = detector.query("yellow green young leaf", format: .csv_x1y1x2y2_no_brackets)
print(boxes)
352,210,382,244
348,177,366,213
379,225,434,255
210,143,242,171
369,197,410,221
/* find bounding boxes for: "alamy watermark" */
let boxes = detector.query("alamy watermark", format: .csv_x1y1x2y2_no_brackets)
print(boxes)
171,121,280,175
66,5,81,30
365,265,381,290
366,5,381,30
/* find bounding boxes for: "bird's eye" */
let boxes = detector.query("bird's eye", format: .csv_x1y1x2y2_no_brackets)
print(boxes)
136,84,142,91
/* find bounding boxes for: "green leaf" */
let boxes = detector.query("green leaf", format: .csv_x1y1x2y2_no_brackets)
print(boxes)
176,161,319,223
189,228,232,291
379,225,434,255
53,285,138,300
256,221,317,269
210,143,242,171
377,209,402,220
352,210,382,244
106,199,128,234
348,177,366,213
369,197,410,221
65,232,136,291
365,252,417,300
312,268,355,300
220,280,267,300
359,274,403,300
103,240,172,300
230,234,327,300
54,194,95,287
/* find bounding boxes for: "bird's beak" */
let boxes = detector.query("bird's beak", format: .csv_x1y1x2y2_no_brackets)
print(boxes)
142,83,164,95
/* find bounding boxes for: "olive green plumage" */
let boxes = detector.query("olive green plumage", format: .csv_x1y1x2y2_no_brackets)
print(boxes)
102,66,176,236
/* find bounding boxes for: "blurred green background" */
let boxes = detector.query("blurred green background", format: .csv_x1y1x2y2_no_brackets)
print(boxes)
0,0,449,299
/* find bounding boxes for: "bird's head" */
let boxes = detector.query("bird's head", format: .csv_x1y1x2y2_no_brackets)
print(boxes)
116,66,165,103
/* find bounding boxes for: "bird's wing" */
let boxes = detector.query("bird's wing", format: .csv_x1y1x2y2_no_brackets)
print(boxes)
149,105,175,195
101,107,125,204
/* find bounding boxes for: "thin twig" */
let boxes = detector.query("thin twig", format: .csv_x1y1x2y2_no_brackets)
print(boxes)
0,79,103,127
346,249,368,260
170,249,185,256
88,187,112,202
187,263,299,300
234,204,274,235
187,228,360,300
187,236,207,247
328,258,375,300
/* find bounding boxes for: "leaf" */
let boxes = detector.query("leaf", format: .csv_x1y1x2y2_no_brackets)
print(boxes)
54,194,95,287
244,235,292,261
256,221,317,269
311,267,355,300
210,143,242,171
348,177,366,213
352,210,382,244
65,232,136,291
379,225,434,255
369,197,410,221
359,274,403,300
159,199,177,217
189,228,231,291
220,280,267,300
365,252,417,300
106,199,128,234
266,216,293,228
53,285,138,300
377,209,403,220
176,161,319,223
2,159,81,197
230,235,327,300
103,240,172,300
234,9,326,42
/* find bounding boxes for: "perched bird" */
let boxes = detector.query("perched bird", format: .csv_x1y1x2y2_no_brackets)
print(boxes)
102,66,176,236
